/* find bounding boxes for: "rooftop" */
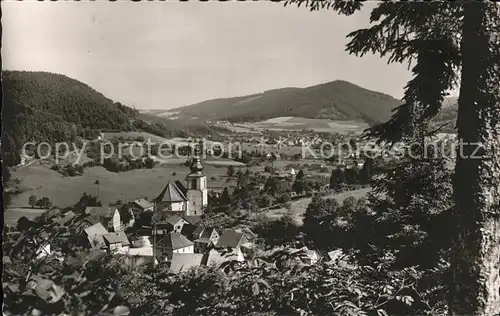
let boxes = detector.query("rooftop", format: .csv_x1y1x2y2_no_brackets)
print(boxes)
103,232,130,246
84,207,117,225
83,223,108,248
155,182,188,203
164,214,186,226
159,232,194,250
216,230,247,249
189,156,204,174
132,198,154,210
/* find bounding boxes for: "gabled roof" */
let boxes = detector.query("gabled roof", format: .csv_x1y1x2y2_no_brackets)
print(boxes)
200,227,217,239
83,223,107,248
183,215,201,225
175,181,187,196
155,182,188,203
84,222,108,236
216,230,247,249
192,226,205,238
103,232,130,246
160,232,194,250
85,207,117,218
181,224,198,237
194,227,218,244
132,198,154,210
169,253,204,273
234,227,257,239
85,207,118,225
164,214,186,226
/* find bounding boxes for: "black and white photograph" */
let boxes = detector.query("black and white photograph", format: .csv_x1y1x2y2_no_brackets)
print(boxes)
2,1,500,315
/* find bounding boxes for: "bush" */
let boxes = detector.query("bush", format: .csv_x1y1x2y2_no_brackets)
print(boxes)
276,193,291,204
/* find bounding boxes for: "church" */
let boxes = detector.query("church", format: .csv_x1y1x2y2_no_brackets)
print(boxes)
154,154,209,217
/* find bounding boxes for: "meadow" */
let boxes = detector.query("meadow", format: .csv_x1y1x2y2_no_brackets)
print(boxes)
234,117,368,134
9,160,242,209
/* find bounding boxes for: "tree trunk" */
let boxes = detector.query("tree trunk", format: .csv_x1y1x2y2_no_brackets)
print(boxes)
451,2,500,315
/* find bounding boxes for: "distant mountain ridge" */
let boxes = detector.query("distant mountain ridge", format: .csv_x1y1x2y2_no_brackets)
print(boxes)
160,80,403,125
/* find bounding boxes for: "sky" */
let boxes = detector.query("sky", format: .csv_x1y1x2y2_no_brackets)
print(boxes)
3,1,420,110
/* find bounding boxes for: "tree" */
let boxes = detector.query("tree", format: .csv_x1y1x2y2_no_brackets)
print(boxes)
349,138,357,152
258,194,273,208
254,215,299,248
302,195,343,251
450,4,500,313
359,158,375,184
283,1,500,312
145,157,155,169
16,216,31,231
73,193,102,213
276,192,291,204
329,168,344,191
219,188,232,206
292,170,306,194
35,197,52,209
94,180,100,198
227,165,235,178
119,204,134,227
344,165,359,185
237,169,249,188
29,195,37,208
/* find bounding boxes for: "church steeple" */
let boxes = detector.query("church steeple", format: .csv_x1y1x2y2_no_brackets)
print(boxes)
189,141,204,174
185,140,208,216
189,156,204,174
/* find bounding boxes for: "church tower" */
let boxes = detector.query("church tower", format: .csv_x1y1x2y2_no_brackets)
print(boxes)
185,149,208,216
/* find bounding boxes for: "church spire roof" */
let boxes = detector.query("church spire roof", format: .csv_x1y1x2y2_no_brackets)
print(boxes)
189,141,204,174
189,156,204,173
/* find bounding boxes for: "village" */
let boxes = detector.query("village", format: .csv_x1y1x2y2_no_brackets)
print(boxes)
11,143,346,275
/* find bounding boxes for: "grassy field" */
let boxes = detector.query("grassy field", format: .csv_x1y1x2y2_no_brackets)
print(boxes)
9,161,243,209
261,188,372,225
4,207,49,226
235,117,367,134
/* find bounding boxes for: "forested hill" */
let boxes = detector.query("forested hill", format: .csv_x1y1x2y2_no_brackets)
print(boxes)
167,80,403,125
1,71,209,166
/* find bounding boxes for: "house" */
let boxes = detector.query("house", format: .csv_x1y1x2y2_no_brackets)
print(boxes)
169,253,204,273
156,231,194,260
130,235,152,248
85,207,121,232
82,223,108,249
124,234,154,257
154,182,189,214
162,215,189,233
234,227,257,242
130,198,154,215
103,232,131,253
215,230,249,262
193,227,219,253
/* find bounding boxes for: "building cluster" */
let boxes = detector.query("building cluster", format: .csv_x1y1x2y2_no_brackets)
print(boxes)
35,154,258,273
